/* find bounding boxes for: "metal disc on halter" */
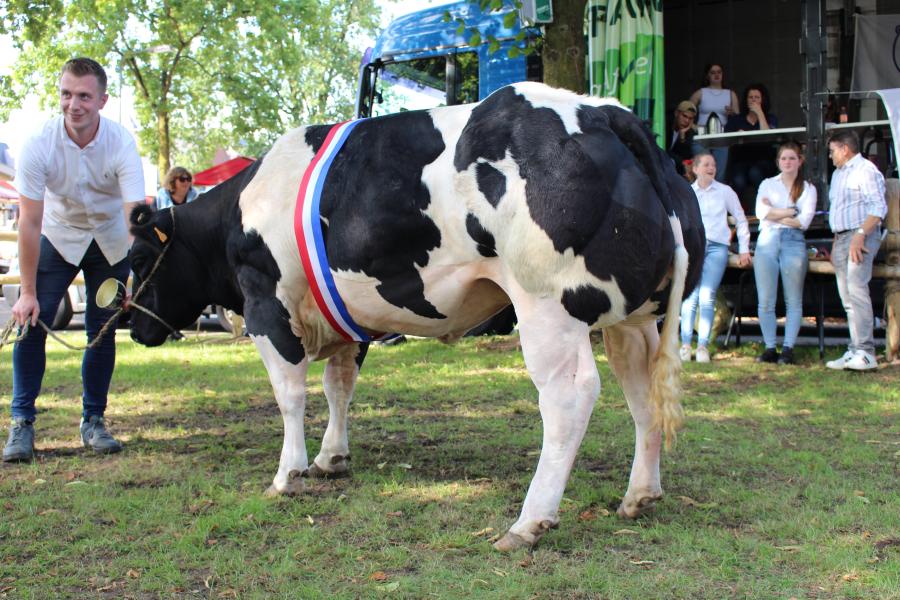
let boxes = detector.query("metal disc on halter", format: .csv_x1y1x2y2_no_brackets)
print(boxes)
96,278,126,309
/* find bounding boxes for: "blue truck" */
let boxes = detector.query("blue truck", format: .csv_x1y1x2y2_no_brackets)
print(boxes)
356,1,541,119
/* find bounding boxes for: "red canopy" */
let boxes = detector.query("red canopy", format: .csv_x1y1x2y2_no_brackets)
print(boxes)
193,156,255,186
0,180,18,200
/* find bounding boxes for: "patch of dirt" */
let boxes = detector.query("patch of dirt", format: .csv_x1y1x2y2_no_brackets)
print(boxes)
474,337,520,352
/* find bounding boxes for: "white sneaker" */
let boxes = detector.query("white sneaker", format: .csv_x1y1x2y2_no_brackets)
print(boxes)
825,349,855,370
696,346,710,363
680,344,692,362
844,350,878,371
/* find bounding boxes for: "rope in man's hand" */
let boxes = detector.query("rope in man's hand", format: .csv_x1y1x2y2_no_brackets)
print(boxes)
0,305,125,353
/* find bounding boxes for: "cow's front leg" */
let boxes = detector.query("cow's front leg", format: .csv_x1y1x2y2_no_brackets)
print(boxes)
251,334,310,496
237,264,311,497
494,294,600,552
308,342,368,478
603,321,664,518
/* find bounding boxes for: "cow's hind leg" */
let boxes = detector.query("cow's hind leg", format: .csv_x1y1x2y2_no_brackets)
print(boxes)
308,342,369,478
250,335,310,497
494,294,600,552
603,321,664,518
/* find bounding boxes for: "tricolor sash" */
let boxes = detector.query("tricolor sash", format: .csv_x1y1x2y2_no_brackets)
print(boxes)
294,120,373,342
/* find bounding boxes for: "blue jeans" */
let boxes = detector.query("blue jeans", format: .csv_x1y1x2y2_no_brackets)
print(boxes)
681,241,729,347
754,227,808,349
12,237,130,422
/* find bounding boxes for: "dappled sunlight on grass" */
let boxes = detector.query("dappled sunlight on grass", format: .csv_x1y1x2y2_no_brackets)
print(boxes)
378,479,495,505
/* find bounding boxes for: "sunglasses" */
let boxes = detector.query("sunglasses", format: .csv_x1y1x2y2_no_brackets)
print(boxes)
177,176,192,183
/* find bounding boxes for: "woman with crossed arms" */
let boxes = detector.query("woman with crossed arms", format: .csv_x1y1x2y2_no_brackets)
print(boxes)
753,142,817,365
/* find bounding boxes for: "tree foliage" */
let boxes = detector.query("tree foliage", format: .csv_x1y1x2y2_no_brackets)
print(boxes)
451,0,588,93
0,0,380,179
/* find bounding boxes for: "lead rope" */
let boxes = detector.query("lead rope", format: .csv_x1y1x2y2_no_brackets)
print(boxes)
0,207,183,354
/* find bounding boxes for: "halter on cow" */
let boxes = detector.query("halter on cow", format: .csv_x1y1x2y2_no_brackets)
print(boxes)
128,82,705,551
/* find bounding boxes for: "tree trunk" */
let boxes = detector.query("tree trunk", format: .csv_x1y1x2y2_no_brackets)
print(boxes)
541,0,587,93
157,111,170,184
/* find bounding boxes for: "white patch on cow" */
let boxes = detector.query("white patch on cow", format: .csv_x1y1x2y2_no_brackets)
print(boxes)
510,81,628,135
455,149,627,327
251,334,310,493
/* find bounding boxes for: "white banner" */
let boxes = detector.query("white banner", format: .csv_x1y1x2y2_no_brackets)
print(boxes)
876,88,900,170
851,15,900,94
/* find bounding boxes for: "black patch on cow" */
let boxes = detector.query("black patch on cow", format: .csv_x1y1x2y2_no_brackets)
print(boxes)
313,113,447,319
561,286,612,326
354,342,370,370
465,213,497,257
231,231,306,365
305,125,331,154
475,162,506,207
454,87,701,322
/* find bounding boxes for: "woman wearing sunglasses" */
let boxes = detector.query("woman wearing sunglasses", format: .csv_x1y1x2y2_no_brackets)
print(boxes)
155,166,197,210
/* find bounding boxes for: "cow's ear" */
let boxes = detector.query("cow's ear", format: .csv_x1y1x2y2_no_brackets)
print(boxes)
130,204,156,233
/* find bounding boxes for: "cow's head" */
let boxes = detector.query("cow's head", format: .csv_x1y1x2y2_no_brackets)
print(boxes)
128,204,210,346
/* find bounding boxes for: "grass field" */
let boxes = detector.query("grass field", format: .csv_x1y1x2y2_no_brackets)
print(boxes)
0,331,897,599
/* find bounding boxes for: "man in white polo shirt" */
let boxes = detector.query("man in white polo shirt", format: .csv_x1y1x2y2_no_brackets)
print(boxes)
4,58,145,462
824,130,887,372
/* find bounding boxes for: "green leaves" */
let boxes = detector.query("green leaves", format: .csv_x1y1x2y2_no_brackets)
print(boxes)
2,0,380,176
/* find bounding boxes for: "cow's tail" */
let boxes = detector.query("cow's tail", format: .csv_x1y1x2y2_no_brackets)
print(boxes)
649,216,688,450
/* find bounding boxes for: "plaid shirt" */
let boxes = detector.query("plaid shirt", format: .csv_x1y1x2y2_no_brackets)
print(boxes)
828,153,886,232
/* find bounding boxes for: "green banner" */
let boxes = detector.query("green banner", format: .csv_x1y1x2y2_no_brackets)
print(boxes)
586,0,665,148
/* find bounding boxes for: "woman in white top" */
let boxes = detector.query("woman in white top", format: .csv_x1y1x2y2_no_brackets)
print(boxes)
680,152,751,363
753,142,817,365
690,63,740,182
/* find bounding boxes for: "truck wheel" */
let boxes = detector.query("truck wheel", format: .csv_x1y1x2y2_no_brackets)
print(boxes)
215,305,234,333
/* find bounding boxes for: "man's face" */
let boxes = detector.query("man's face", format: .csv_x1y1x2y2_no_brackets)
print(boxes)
59,71,108,137
675,109,694,129
828,142,851,168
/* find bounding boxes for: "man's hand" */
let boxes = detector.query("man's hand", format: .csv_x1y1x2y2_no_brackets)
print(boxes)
849,233,868,264
737,252,752,268
12,291,40,327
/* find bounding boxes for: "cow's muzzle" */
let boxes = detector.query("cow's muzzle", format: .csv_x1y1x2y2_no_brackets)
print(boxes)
97,278,183,341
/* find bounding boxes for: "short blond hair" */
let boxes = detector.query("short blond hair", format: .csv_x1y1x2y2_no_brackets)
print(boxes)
163,166,193,193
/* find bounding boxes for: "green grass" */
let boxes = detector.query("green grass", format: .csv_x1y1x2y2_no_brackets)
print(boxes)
0,332,897,599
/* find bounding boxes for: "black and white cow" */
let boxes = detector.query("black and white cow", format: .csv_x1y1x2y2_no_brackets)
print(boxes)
128,82,704,551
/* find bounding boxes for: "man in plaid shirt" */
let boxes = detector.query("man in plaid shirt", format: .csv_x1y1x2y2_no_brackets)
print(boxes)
825,130,887,371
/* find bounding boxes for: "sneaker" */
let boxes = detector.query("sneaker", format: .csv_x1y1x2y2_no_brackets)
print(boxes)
777,347,795,365
756,347,779,363
3,418,35,463
844,350,878,372
695,346,710,363
679,344,692,362
825,349,855,370
80,416,123,454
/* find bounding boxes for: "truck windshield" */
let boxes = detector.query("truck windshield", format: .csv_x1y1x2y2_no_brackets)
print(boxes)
369,52,479,117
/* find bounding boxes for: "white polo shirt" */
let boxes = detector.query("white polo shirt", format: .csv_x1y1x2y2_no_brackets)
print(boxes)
14,115,145,265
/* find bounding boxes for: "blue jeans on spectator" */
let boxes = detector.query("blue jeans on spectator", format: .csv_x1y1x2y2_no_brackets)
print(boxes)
680,241,729,347
754,227,808,349
12,237,130,422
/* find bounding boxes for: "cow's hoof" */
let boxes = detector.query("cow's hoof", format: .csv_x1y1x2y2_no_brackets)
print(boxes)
493,519,558,552
264,469,307,497
308,455,350,479
617,493,663,519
